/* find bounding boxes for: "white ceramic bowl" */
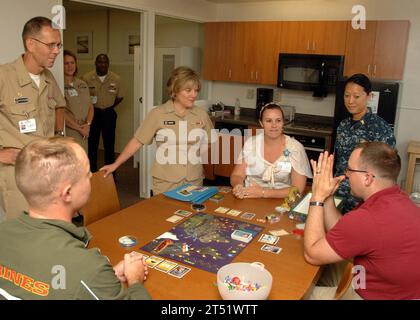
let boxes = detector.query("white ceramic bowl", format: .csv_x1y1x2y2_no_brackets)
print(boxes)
217,262,273,300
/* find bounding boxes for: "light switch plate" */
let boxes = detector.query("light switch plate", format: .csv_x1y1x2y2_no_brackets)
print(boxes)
246,89,255,99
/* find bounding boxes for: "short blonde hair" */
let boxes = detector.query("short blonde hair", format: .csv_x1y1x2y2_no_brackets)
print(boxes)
166,66,201,100
15,137,84,209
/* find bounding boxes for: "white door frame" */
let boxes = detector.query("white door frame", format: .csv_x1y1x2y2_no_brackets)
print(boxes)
138,10,155,198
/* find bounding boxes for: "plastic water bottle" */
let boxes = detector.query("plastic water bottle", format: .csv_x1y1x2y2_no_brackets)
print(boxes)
234,98,241,116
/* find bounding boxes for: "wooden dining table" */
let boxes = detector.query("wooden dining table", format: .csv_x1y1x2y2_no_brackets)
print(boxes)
87,191,321,300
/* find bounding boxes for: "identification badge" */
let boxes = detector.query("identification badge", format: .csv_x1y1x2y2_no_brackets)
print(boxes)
68,88,78,97
156,134,165,142
164,121,176,125
277,161,292,173
91,96,98,104
19,118,37,133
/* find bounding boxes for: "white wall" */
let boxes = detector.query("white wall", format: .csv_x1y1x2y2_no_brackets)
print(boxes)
210,0,420,187
78,0,216,21
0,0,64,90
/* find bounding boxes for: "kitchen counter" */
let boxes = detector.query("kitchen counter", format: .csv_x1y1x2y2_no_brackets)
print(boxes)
211,112,334,136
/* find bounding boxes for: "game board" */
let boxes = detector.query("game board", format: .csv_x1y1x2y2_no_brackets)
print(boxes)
141,213,264,274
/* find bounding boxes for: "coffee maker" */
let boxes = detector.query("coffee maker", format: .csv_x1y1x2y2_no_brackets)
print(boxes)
256,88,274,118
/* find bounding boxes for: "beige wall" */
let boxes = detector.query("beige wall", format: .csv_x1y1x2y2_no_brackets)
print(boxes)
63,5,140,153
0,0,64,89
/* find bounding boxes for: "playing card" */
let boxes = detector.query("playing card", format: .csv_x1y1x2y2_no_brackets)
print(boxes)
166,215,184,223
260,244,282,254
214,207,230,214
258,234,279,245
296,223,306,230
227,209,242,216
195,186,208,192
168,265,191,278
177,189,192,196
241,212,256,220
155,260,178,273
184,185,198,192
269,229,290,237
209,194,224,202
219,186,232,193
265,213,281,224
174,209,193,217
145,256,164,268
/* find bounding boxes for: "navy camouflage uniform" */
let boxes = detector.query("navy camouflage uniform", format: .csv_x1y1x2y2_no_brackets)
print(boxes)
334,109,396,213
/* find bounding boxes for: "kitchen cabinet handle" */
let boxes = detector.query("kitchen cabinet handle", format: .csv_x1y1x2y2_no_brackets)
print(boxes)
251,71,254,80
373,65,377,76
255,71,258,80
367,64,371,74
228,69,232,79
307,40,310,51
312,41,316,51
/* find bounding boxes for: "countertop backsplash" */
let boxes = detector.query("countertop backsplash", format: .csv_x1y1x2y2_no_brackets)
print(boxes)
210,81,337,117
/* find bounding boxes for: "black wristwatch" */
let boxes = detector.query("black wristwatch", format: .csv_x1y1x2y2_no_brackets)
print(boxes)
55,130,65,137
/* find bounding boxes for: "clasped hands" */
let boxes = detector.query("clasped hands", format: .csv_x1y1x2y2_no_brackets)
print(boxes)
113,251,148,285
233,181,264,199
78,123,90,140
311,151,346,202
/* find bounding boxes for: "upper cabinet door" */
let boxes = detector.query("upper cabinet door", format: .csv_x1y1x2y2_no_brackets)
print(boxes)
344,21,377,77
203,22,237,81
280,21,308,54
313,21,348,55
280,21,347,55
244,21,282,85
373,20,410,80
344,20,410,80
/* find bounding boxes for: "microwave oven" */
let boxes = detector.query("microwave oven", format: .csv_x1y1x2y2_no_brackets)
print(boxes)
277,53,344,97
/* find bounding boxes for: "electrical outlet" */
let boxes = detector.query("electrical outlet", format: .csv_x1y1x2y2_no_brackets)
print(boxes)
246,89,255,99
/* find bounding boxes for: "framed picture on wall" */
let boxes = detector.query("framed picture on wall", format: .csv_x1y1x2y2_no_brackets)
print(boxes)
75,32,93,59
126,33,140,60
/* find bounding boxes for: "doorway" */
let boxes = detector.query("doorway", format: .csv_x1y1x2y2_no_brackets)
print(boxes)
63,0,142,208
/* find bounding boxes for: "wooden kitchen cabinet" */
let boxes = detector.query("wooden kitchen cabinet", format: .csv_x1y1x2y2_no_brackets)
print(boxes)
242,21,282,85
280,21,347,55
203,21,281,85
344,20,410,80
203,22,239,81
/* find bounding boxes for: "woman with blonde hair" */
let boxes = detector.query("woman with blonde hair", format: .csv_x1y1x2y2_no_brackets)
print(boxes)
63,50,94,151
100,66,213,195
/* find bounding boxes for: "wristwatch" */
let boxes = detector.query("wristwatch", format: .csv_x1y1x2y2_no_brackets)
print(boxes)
309,201,324,207
55,130,65,137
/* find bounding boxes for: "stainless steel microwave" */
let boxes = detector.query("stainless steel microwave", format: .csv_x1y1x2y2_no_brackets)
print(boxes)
277,53,344,97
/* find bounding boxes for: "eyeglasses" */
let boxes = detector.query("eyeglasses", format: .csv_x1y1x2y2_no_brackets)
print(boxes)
31,38,63,50
345,166,376,178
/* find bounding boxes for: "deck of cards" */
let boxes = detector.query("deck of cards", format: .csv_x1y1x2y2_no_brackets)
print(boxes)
231,229,253,243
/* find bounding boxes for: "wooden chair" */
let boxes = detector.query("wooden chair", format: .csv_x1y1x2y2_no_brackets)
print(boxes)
334,262,354,300
80,172,120,226
306,261,354,300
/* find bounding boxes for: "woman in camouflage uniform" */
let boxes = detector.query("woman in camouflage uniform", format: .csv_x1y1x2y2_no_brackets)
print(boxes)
334,74,396,213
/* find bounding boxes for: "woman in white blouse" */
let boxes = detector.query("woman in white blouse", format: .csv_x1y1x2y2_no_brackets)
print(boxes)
230,103,312,199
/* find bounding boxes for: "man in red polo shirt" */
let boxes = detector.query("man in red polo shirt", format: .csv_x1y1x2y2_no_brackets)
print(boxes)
304,142,420,300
